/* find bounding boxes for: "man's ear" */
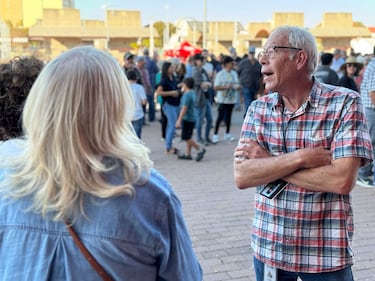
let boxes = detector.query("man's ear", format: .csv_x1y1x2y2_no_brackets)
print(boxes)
295,51,308,71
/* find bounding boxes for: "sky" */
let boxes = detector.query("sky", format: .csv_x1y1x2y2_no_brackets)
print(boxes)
74,0,375,28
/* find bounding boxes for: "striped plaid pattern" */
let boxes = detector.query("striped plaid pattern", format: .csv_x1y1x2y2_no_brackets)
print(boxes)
360,58,375,109
241,80,373,272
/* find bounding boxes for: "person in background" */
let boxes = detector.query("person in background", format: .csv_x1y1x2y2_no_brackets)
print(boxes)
0,56,44,141
201,49,215,81
185,55,195,78
169,57,183,84
212,56,241,143
237,46,262,116
156,61,181,155
135,56,152,125
175,62,187,84
192,53,213,146
143,48,159,122
123,52,140,80
127,69,147,139
201,49,217,104
338,56,363,92
234,26,372,281
0,46,202,280
331,48,346,76
229,47,242,64
355,55,371,91
155,60,168,140
175,77,206,161
314,52,339,85
357,47,375,188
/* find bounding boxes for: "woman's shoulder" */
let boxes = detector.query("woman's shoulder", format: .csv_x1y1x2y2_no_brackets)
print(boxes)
0,139,24,157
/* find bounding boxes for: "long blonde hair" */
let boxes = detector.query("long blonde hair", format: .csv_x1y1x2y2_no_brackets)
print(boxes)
0,46,152,221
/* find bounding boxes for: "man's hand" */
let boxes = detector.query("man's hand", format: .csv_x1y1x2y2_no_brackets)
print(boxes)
234,139,270,162
369,91,375,105
295,147,332,169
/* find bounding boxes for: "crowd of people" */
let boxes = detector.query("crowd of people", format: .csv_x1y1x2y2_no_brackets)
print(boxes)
122,45,266,161
0,25,374,280
313,47,375,187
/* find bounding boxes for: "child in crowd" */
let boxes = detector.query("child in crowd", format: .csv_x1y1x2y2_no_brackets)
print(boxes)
127,70,147,139
176,77,206,161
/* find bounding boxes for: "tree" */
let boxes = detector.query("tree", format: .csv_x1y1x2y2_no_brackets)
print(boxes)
152,21,176,48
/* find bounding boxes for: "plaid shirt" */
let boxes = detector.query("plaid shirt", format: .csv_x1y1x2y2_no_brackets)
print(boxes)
360,58,375,109
240,79,373,273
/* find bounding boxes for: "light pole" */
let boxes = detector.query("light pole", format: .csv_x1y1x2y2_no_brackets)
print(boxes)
203,0,207,49
164,5,170,49
149,18,154,55
101,0,109,51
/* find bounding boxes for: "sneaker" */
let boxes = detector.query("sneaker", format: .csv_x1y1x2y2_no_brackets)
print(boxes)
212,134,219,143
224,133,235,141
356,176,374,188
178,154,193,160
204,138,215,146
196,148,206,162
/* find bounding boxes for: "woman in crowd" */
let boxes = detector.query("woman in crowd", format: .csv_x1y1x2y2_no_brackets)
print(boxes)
156,61,181,154
338,56,363,92
212,56,241,143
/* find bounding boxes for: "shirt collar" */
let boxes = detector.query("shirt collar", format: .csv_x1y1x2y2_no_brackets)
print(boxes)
270,77,321,112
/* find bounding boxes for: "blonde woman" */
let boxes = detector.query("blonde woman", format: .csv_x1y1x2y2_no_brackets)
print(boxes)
0,46,202,280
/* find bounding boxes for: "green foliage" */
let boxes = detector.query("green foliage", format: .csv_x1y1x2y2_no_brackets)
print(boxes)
152,21,175,48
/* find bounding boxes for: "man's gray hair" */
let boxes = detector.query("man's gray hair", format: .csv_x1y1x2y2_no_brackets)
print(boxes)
272,26,318,75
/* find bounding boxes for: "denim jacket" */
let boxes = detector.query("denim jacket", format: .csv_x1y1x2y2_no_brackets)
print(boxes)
0,140,202,281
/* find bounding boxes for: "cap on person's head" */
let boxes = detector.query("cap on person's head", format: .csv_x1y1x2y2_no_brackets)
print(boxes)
143,48,149,56
193,53,204,61
223,56,234,65
248,46,256,53
124,52,134,60
135,56,145,63
320,53,333,65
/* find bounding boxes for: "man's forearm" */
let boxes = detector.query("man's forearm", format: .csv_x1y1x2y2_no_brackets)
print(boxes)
283,157,361,194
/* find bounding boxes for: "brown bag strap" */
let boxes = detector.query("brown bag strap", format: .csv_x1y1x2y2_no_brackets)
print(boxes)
65,221,113,281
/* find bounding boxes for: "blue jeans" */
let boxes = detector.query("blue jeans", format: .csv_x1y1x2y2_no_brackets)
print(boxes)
195,99,213,142
147,93,155,122
242,86,256,116
131,117,144,139
163,102,179,150
253,256,354,281
358,108,375,182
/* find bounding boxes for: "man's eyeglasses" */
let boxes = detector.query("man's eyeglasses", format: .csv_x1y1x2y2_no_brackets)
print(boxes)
258,46,303,60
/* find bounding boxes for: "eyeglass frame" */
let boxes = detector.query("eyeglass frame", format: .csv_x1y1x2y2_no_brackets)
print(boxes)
258,46,303,60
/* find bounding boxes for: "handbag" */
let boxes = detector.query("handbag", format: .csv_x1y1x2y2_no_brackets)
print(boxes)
65,221,114,281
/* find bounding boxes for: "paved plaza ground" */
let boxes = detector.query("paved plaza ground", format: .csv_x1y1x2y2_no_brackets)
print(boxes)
142,107,375,281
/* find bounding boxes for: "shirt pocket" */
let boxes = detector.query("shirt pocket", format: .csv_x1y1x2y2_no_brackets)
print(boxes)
304,134,332,149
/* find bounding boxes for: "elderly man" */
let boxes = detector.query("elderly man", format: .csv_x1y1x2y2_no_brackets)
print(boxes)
234,26,372,281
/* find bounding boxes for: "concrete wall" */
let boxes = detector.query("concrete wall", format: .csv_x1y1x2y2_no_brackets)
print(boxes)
0,0,23,27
